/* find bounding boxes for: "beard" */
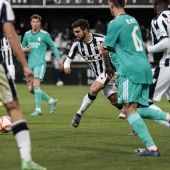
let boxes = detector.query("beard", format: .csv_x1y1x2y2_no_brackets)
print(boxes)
76,32,86,42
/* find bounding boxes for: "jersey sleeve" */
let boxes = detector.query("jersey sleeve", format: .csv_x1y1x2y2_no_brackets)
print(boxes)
156,15,169,41
45,33,60,60
21,34,28,48
104,21,120,50
1,1,15,24
68,42,79,59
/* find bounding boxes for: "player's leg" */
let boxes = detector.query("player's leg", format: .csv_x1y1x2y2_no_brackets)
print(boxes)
102,82,123,115
147,66,170,126
30,78,42,115
34,65,58,115
41,91,58,115
0,63,46,169
71,73,108,127
120,78,159,156
72,80,104,127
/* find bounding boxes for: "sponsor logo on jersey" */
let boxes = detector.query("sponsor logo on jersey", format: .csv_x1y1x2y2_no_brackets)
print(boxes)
83,54,102,61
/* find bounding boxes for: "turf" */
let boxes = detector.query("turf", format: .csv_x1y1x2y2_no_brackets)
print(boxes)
0,84,169,170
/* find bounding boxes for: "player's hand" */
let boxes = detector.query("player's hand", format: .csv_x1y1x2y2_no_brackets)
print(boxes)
23,66,34,84
64,67,71,74
105,66,115,80
23,46,31,53
58,60,64,70
99,43,104,53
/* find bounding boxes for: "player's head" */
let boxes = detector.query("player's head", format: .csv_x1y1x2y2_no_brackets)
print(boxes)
30,14,42,31
108,0,126,17
108,0,125,7
72,19,89,42
153,0,169,13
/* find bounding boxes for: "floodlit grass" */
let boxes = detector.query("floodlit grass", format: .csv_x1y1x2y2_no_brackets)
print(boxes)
0,84,169,170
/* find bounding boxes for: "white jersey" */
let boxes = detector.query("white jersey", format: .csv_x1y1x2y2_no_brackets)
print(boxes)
150,10,170,67
68,33,106,78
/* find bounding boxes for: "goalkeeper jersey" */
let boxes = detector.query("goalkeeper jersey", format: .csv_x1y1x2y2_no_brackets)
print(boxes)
22,29,60,69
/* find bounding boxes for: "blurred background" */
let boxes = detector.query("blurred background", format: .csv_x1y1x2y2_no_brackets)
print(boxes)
11,0,155,86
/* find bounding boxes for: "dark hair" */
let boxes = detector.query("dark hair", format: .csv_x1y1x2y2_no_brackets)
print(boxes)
72,19,89,31
109,0,125,7
30,14,42,21
155,0,169,4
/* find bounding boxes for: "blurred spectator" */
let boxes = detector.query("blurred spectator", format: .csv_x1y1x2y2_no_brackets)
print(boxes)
15,28,22,42
19,22,26,40
51,53,64,86
140,25,147,43
64,39,73,54
61,27,74,42
42,18,52,33
94,19,105,34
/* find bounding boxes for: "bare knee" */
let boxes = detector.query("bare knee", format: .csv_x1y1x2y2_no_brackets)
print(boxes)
5,100,23,122
108,93,118,106
89,86,99,96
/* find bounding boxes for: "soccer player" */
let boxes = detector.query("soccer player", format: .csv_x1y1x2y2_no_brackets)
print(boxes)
1,34,16,80
64,19,123,127
119,0,170,136
0,1,46,169
101,0,170,156
0,33,15,107
22,14,64,116
147,0,170,127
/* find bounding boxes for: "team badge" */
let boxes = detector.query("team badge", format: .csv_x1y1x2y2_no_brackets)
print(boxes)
38,37,41,41
94,46,98,51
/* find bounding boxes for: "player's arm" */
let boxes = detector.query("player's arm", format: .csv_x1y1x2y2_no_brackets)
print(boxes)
147,17,170,53
64,42,78,74
100,43,115,80
147,38,170,53
64,57,73,74
22,34,31,53
45,33,64,70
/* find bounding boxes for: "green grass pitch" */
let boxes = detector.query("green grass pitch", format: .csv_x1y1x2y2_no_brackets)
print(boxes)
0,84,169,170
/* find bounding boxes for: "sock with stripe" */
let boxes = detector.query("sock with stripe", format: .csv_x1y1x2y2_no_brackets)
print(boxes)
12,120,32,161
77,93,96,115
34,87,42,109
127,112,156,149
41,90,51,102
137,107,167,121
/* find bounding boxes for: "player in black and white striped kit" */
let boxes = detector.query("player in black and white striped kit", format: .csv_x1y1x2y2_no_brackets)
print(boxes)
1,34,15,80
64,19,122,127
0,0,46,169
146,0,170,128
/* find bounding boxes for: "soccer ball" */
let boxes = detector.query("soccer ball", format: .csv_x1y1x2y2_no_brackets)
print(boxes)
0,116,12,133
56,80,64,86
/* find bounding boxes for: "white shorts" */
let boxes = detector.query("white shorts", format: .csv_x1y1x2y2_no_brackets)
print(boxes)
149,66,170,102
0,63,17,104
7,64,15,80
95,72,117,98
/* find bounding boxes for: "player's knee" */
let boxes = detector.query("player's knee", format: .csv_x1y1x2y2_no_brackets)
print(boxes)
89,87,99,96
5,100,20,112
108,94,118,105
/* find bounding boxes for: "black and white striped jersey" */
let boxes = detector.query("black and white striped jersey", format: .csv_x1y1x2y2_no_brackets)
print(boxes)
0,0,15,61
150,10,170,67
68,33,106,78
1,36,14,65
0,0,15,39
